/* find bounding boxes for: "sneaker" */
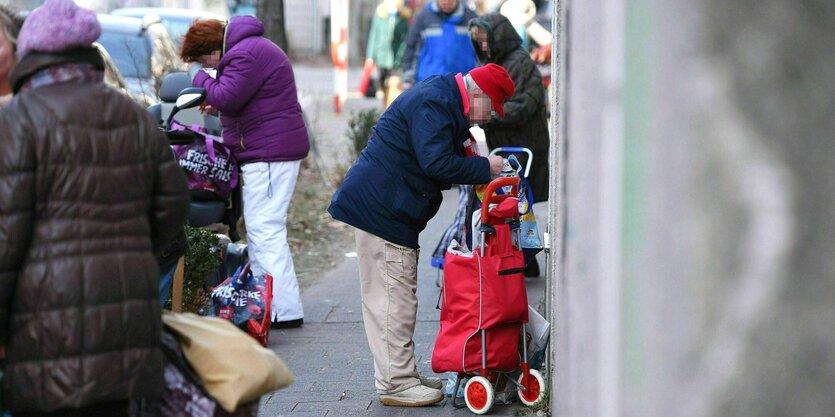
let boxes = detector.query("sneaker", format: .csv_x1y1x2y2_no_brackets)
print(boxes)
270,318,303,329
379,384,444,407
419,376,443,390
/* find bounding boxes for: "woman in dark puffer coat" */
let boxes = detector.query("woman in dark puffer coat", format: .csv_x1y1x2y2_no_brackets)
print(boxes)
469,12,550,203
0,1,190,415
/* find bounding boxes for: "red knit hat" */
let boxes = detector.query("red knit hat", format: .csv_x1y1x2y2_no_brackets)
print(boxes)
468,63,515,117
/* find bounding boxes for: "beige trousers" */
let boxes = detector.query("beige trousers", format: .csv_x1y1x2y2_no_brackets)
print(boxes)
355,228,422,394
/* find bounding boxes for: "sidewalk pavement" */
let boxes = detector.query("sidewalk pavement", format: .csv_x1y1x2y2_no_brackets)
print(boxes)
255,64,548,417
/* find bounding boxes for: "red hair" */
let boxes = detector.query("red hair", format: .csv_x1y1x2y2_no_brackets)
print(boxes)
180,19,225,62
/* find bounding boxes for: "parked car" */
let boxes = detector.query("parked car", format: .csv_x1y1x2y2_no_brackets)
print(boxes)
93,42,154,106
96,14,184,105
110,7,228,48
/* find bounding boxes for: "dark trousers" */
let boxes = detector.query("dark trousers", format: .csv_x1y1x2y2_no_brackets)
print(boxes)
15,401,129,417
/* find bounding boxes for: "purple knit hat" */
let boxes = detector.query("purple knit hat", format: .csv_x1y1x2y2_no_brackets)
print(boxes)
16,0,101,58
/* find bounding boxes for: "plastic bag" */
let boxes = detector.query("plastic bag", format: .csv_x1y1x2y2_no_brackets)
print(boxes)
520,210,543,249
209,264,272,346
525,306,551,369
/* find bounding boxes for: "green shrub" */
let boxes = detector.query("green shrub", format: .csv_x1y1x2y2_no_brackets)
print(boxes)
164,225,220,313
346,109,380,159
184,225,220,313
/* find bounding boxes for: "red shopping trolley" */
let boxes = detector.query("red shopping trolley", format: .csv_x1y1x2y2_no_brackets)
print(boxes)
431,176,545,414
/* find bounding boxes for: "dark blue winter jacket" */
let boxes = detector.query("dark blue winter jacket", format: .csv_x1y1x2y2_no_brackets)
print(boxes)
401,0,478,85
328,74,491,248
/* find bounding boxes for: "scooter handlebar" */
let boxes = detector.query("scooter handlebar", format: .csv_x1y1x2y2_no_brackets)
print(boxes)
163,128,202,145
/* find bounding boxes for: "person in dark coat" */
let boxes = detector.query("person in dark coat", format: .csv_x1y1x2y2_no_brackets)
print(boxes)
181,16,310,329
470,12,550,277
328,63,513,407
0,0,190,415
469,12,550,204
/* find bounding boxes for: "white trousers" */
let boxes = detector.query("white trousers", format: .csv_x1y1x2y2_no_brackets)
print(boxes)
241,160,304,322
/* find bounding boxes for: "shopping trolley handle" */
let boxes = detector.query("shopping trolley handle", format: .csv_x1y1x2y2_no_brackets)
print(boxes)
480,176,520,222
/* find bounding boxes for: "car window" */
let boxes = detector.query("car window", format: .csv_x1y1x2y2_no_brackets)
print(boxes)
97,31,152,79
162,17,194,48
94,45,128,90
147,23,184,75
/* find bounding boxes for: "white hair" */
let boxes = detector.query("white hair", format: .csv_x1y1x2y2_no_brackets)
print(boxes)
463,73,480,94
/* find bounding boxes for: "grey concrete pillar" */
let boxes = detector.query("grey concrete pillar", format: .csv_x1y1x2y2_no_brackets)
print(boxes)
549,0,626,414
550,0,835,416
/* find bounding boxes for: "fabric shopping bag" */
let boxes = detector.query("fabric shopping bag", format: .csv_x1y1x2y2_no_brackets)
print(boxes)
162,312,293,413
432,233,528,374
170,120,239,200
145,332,260,417
210,264,273,346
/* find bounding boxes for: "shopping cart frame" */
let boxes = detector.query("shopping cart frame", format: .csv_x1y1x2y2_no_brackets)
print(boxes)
450,176,545,414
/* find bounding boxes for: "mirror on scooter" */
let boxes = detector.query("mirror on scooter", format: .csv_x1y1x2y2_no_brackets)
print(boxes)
175,88,206,109
165,87,207,130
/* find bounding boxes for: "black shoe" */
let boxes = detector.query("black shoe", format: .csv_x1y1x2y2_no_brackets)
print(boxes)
271,318,304,329
524,258,540,277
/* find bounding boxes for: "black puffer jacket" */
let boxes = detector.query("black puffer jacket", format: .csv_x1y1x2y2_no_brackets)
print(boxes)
470,12,550,202
0,48,190,412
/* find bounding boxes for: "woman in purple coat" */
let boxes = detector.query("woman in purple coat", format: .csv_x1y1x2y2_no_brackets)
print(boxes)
181,17,310,328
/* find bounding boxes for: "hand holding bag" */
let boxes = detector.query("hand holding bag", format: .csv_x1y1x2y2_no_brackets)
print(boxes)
162,312,293,413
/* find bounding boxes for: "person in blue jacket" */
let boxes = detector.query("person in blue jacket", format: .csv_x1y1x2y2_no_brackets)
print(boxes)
328,63,514,407
400,0,478,89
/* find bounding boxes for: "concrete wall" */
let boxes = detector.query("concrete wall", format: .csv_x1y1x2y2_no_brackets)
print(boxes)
548,0,625,414
550,0,835,415
349,0,376,65
284,0,327,57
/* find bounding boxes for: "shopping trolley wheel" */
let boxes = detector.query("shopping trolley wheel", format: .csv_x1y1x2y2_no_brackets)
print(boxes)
464,376,494,414
517,369,545,407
